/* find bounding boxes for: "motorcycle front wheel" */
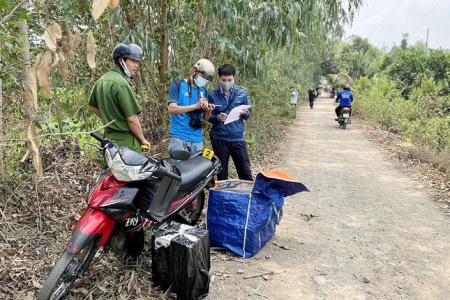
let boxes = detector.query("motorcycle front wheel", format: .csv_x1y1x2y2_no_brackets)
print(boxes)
37,239,99,300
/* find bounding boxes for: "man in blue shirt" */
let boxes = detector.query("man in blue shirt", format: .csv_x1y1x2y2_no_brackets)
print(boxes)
207,64,253,181
335,84,354,121
167,59,215,156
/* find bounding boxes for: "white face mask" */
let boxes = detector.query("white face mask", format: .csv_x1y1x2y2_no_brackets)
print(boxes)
219,79,234,91
194,75,209,88
120,59,132,77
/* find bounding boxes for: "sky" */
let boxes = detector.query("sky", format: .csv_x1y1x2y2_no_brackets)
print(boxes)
344,0,449,50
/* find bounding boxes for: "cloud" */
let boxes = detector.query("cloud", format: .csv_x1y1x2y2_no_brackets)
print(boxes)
345,0,450,49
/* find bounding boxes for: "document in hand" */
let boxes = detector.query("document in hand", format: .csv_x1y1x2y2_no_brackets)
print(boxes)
224,105,251,125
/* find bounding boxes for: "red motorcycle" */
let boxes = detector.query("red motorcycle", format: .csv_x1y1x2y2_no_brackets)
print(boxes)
37,132,221,300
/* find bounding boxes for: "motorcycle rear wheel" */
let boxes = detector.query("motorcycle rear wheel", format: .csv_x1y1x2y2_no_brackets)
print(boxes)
343,122,347,129
176,190,205,226
37,239,98,300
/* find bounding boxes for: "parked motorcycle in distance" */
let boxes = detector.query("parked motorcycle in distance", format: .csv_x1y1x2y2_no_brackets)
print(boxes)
37,132,221,300
336,107,351,129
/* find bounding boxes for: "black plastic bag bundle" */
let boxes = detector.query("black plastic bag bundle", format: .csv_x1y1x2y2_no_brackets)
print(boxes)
151,221,210,300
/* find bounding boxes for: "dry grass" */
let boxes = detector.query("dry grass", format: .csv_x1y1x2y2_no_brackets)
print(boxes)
0,146,177,300
3,115,450,299
0,120,289,299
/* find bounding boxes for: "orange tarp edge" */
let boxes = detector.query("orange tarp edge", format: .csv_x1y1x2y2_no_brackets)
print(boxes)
260,170,298,182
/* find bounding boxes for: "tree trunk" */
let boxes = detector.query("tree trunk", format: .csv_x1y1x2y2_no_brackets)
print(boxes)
159,0,169,91
157,0,169,123
53,85,65,141
19,20,31,101
20,1,42,177
0,42,3,175
196,0,206,58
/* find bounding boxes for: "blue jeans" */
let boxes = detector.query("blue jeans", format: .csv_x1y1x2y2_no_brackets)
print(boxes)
169,137,203,161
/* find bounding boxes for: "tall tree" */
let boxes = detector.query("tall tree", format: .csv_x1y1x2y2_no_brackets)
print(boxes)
0,0,364,175
0,40,3,174
19,0,43,177
401,32,409,50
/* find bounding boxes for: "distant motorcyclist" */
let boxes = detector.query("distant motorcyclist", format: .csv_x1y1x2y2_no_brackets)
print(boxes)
335,84,353,121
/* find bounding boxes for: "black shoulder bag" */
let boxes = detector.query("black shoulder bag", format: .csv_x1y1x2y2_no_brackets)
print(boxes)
185,79,205,129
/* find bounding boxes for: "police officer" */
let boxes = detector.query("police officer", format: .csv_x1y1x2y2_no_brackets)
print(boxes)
89,43,151,152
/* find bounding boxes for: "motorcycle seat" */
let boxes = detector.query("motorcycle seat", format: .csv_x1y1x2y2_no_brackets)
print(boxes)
175,155,213,192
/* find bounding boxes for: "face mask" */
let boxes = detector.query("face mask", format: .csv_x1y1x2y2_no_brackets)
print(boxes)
194,75,209,88
120,59,132,78
219,80,234,91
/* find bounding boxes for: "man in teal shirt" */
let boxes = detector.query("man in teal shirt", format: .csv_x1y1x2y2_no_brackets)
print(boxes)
89,43,150,152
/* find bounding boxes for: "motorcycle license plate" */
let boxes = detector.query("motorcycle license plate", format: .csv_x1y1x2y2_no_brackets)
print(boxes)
202,148,215,160
343,113,350,118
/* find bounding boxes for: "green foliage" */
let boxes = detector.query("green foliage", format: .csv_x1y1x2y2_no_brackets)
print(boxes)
374,44,450,99
354,76,450,152
0,0,363,176
385,45,430,98
330,34,450,155
328,36,382,82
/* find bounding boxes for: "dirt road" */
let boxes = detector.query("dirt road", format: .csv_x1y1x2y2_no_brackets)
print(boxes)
207,95,450,299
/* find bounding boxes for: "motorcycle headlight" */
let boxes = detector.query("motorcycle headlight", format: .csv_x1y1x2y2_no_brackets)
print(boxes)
105,149,154,182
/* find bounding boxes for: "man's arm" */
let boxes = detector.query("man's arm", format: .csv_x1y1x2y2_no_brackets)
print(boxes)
203,103,214,121
168,101,204,115
127,114,151,148
240,90,251,120
89,105,101,118
168,81,198,114
206,92,221,124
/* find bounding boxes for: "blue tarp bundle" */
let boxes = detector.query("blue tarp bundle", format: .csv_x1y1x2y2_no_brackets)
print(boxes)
207,170,309,258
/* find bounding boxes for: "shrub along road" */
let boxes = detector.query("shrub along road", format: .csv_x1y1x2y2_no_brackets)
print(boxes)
207,94,450,299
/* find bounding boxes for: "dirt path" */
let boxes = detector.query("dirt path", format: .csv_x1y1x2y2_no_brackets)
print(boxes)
207,95,450,300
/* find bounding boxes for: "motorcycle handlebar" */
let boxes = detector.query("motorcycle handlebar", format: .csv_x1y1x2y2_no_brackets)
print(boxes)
167,171,181,181
90,131,181,181
156,166,181,181
90,132,104,143
90,132,112,148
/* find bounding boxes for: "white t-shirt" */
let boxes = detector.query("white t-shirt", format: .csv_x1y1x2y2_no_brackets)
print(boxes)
290,89,298,104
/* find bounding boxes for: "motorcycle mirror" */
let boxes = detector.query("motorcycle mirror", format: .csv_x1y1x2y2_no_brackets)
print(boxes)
170,150,191,161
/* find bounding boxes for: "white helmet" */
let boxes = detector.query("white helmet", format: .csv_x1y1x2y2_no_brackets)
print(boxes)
193,59,215,81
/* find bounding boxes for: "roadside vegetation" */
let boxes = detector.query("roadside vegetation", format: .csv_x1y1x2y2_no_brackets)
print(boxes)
2,0,449,298
326,35,450,180
2,0,450,297
0,0,363,299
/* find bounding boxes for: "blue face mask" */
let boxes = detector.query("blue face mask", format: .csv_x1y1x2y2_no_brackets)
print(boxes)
194,75,209,88
120,59,132,78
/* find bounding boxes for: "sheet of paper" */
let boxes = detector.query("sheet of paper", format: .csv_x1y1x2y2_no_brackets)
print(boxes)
224,105,251,125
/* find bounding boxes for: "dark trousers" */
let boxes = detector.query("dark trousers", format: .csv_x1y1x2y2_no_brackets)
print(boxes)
211,138,253,181
335,106,352,117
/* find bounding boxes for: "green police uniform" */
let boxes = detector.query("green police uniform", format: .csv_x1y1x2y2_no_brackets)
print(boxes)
89,66,142,152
